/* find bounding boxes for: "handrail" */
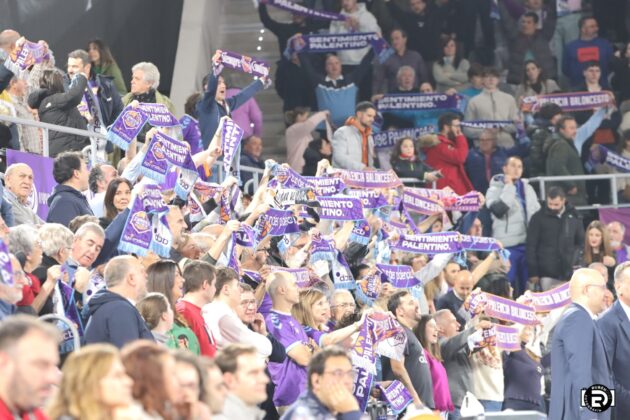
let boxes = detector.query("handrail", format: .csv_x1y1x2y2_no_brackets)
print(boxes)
0,113,108,140
39,313,81,352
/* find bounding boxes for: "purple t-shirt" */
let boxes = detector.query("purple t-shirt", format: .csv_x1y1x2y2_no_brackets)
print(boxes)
304,325,326,347
266,310,309,407
258,293,273,318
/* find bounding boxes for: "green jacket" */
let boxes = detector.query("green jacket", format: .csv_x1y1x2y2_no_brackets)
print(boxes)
545,133,587,206
95,61,127,95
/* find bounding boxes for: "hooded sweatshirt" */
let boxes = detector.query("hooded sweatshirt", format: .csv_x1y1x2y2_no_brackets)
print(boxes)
46,184,94,227
84,289,154,348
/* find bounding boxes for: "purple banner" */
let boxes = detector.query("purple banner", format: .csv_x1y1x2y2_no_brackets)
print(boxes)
254,208,300,241
460,120,515,130
376,264,419,289
188,180,222,222
304,176,347,196
270,163,314,189
483,292,538,325
0,239,13,286
137,103,179,127
494,325,521,352
349,219,371,245
356,272,382,305
407,187,481,212
316,196,364,220
310,234,336,264
292,32,394,63
141,131,197,184
392,232,460,254
347,188,389,209
261,0,345,20
222,118,245,176
336,169,402,189
402,190,443,215
118,185,171,257
377,93,462,112
527,282,570,312
220,50,270,78
589,144,630,173
332,250,355,290
459,235,502,252
235,224,257,248
373,126,436,149
5,39,50,72
272,188,320,207
269,266,312,288
378,381,413,415
6,150,56,221
521,91,614,113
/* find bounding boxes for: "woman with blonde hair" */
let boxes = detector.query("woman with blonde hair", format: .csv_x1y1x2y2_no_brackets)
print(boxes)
47,344,152,420
292,288,366,347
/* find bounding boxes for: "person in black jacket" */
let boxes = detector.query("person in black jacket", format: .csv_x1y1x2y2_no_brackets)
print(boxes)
27,69,90,157
526,186,585,291
46,152,94,227
84,255,154,348
302,138,332,176
67,49,123,128
390,136,440,186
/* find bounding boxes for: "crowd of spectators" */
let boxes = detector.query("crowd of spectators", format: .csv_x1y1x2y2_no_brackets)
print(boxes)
1,1,630,420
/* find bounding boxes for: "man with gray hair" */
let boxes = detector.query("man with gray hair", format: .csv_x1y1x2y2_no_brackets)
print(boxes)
3,163,43,226
86,163,117,217
393,65,416,93
70,222,104,269
0,315,61,418
598,261,630,418
84,255,153,347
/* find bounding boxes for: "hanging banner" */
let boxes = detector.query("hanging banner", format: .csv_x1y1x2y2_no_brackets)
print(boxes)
373,126,436,149
335,169,402,189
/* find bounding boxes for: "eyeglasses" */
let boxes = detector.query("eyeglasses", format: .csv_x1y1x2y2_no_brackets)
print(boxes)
240,299,257,307
332,303,355,309
322,369,356,381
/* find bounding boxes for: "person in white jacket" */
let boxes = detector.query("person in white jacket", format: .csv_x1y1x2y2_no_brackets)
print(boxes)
485,156,540,297
329,0,381,66
202,267,272,358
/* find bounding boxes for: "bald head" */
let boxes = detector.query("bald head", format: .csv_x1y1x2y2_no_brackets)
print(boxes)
569,268,607,315
267,271,292,300
5,163,34,202
104,255,147,300
453,270,474,300
0,30,20,51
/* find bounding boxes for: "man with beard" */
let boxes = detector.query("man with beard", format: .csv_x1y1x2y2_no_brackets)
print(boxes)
331,101,377,170
382,289,434,410
607,221,629,263
0,316,61,420
526,186,585,291
423,112,473,195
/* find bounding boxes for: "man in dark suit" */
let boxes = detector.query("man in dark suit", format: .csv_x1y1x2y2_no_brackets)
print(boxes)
598,262,630,419
436,270,474,329
550,268,613,420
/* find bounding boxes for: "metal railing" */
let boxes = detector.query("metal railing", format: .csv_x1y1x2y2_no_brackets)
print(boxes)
39,314,81,352
529,173,630,211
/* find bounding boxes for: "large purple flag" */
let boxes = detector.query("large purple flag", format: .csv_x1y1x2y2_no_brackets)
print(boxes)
6,150,56,220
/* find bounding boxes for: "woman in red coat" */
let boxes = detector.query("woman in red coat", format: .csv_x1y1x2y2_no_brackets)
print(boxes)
422,112,473,195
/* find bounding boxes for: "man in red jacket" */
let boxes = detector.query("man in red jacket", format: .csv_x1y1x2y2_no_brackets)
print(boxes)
423,112,473,195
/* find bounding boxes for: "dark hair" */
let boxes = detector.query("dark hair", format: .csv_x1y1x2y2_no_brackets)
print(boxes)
390,28,408,40
307,346,350,390
437,112,461,132
522,60,547,92
555,114,576,131
53,152,83,184
307,137,331,153
239,283,254,293
467,62,483,79
147,260,187,326
104,177,132,221
476,275,512,299
88,164,104,194
184,93,201,118
215,343,257,374
438,35,462,68
578,15,596,31
387,289,410,314
522,11,539,24
355,101,376,114
547,186,567,199
214,267,239,297
538,102,563,121
414,315,442,361
39,69,65,95
482,67,501,78
285,107,311,126
87,39,116,67
68,49,90,66
121,341,177,420
390,136,417,166
68,215,99,233
582,60,601,71
183,260,216,294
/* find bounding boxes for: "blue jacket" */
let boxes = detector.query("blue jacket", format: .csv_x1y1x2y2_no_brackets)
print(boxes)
83,289,154,348
550,303,613,420
465,144,528,194
282,391,361,420
0,183,14,227
598,301,630,418
46,184,94,227
197,70,264,148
